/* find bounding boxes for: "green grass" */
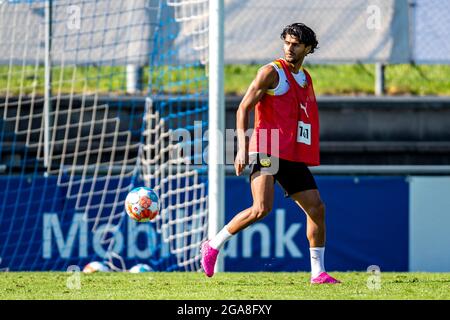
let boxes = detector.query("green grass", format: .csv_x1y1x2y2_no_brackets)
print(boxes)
1,64,450,97
1,272,449,300
225,64,450,96
0,65,208,96
225,64,373,96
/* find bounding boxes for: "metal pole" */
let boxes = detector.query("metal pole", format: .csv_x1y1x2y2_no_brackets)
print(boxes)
375,62,385,96
408,0,416,63
208,0,225,273
126,64,143,94
44,0,52,169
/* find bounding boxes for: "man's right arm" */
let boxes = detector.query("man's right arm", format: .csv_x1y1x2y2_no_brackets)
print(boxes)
234,65,278,176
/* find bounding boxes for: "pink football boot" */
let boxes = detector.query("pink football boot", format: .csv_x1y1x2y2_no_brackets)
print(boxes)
310,272,341,284
200,240,219,277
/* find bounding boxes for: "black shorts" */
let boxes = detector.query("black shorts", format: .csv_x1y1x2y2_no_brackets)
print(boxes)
248,153,318,197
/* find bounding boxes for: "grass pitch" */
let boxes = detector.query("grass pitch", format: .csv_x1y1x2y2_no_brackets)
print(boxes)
1,272,449,300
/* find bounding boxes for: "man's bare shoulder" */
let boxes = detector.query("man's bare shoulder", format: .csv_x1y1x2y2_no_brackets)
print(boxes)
255,64,278,89
257,64,278,79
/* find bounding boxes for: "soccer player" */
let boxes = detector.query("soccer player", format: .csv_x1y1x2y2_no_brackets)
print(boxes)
201,23,340,284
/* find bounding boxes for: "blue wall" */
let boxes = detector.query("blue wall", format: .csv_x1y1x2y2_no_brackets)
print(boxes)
224,176,409,272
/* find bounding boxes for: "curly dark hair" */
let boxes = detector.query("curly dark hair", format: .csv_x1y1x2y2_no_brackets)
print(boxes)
280,23,319,54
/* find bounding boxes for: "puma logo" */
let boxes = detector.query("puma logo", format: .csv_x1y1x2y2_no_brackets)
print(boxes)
300,103,309,118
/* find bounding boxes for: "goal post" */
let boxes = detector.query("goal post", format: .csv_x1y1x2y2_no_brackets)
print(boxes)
208,0,225,273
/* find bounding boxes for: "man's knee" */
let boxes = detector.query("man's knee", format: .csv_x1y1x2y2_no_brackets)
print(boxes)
250,203,272,221
316,200,325,213
307,199,325,219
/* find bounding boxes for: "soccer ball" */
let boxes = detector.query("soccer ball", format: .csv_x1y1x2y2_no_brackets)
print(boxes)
83,261,110,273
125,187,160,222
129,263,153,273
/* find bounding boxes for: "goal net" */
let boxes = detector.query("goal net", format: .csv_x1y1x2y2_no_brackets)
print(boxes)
0,0,209,272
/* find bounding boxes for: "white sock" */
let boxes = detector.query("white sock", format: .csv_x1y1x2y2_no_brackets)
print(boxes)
310,247,326,278
209,226,233,250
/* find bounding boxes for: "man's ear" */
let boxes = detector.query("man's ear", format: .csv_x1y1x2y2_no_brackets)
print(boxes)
305,45,312,55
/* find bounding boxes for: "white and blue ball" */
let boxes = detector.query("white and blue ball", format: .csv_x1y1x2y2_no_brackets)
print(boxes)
125,187,160,222
129,263,153,273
